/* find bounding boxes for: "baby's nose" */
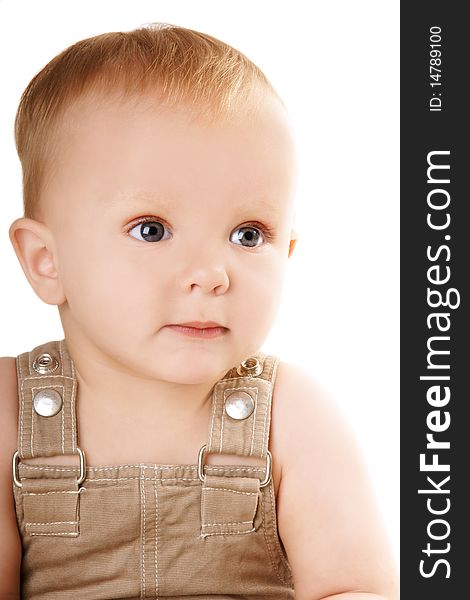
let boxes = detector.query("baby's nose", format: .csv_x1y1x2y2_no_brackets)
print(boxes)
180,264,230,295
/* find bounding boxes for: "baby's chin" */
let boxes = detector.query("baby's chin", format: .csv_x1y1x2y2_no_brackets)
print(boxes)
128,334,262,385
153,361,233,386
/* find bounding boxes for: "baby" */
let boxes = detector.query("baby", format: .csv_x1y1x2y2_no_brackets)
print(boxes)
0,24,398,600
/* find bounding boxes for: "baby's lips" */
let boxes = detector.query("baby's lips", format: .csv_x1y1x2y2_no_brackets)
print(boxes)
171,321,227,329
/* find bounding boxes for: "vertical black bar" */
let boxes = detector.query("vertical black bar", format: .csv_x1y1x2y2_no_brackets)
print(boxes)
401,2,469,598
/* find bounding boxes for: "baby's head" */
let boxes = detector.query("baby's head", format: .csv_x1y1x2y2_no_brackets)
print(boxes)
10,24,297,384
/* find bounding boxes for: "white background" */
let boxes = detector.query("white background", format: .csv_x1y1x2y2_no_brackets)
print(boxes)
0,0,399,565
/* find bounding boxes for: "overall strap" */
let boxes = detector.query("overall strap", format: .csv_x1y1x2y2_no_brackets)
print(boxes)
206,351,279,459
200,351,280,538
16,339,78,459
14,339,82,537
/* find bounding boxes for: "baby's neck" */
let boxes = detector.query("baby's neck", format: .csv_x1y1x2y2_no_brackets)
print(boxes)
62,328,230,422
76,363,216,422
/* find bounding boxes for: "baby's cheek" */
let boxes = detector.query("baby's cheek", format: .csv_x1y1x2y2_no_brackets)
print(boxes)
237,265,283,338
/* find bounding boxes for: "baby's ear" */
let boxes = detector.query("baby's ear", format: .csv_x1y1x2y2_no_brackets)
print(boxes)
9,218,65,305
288,228,298,258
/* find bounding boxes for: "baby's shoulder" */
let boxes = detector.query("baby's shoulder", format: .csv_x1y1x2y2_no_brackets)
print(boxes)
270,360,399,599
271,360,345,458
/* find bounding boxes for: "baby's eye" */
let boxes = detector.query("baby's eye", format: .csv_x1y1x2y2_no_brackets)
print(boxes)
128,220,171,243
230,225,265,248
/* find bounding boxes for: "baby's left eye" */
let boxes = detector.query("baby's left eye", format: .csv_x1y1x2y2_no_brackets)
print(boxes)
230,225,265,248
128,220,171,243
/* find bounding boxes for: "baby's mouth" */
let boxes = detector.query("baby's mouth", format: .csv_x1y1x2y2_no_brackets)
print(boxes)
165,322,228,338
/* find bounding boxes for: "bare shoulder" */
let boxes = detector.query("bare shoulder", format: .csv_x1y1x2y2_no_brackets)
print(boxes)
271,361,349,476
0,357,22,596
270,361,398,600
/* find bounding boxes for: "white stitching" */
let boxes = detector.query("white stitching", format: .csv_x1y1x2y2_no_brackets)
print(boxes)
19,466,79,472
200,528,255,538
26,520,78,525
23,488,86,496
264,357,279,455
59,341,67,453
208,383,219,451
154,478,158,600
140,467,146,598
84,477,200,482
60,340,77,453
203,520,253,526
216,375,260,384
19,474,259,483
250,387,258,456
31,383,65,394
18,356,24,457
62,382,65,453
29,532,78,537
263,357,278,455
261,388,269,457
30,369,34,458
30,383,65,394
22,375,76,381
70,353,77,452
58,341,65,453
58,340,64,370
203,487,258,496
19,464,266,473
225,385,258,394
220,393,225,453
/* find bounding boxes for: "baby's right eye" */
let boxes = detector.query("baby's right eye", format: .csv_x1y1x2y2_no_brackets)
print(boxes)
128,220,171,243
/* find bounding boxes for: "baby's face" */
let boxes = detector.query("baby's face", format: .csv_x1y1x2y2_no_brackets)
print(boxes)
41,92,296,384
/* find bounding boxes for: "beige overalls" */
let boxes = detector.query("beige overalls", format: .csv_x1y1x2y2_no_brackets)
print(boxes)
12,339,295,599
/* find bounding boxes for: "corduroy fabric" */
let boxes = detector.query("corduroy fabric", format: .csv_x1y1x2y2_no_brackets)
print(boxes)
13,339,294,599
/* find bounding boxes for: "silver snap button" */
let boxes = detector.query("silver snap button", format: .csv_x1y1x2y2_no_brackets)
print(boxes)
32,353,59,375
33,389,63,417
224,391,255,420
236,357,262,378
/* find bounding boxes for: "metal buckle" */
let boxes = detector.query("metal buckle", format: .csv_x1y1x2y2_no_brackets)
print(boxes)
12,447,87,488
236,357,262,378
32,352,59,375
197,444,272,488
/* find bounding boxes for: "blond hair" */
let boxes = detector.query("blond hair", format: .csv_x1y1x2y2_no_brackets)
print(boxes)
14,23,280,218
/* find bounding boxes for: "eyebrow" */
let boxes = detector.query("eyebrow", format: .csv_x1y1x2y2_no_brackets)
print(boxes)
110,192,281,215
108,192,173,209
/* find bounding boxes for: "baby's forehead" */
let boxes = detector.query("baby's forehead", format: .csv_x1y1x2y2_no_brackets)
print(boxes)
55,88,295,169
60,83,290,134
42,88,296,223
